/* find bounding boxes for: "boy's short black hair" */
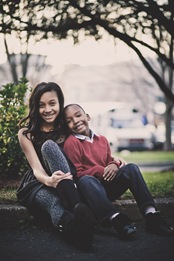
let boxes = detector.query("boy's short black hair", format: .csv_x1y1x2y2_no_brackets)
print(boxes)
63,103,86,114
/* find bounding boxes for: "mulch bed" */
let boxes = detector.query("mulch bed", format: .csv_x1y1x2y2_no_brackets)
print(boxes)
0,179,21,189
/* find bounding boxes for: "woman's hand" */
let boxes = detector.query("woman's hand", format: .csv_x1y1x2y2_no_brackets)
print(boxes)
46,171,73,188
103,164,118,182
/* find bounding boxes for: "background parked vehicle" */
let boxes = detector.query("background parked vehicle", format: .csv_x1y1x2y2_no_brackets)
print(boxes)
105,119,156,152
78,101,172,152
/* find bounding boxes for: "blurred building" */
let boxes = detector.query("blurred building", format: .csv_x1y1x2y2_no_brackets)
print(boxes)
0,54,53,88
57,60,162,117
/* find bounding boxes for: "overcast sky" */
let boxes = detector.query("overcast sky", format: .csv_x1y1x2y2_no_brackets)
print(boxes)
0,34,138,74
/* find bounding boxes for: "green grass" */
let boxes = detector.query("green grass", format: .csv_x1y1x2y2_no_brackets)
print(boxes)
115,151,174,199
0,151,174,203
143,171,174,197
115,151,174,163
123,171,174,199
0,188,17,204
1,170,174,203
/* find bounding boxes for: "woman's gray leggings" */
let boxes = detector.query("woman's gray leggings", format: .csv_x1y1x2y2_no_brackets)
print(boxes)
34,186,64,228
34,140,80,227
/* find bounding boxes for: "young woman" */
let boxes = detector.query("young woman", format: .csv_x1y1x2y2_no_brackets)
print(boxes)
62,103,173,237
16,82,94,250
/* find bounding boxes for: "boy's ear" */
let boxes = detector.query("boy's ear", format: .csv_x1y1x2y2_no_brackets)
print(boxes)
86,113,91,121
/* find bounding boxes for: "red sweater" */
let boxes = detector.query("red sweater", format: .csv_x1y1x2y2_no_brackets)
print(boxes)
63,134,117,180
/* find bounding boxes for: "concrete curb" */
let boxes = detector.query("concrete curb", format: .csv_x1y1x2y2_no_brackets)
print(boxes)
115,197,174,220
0,204,28,230
0,198,174,230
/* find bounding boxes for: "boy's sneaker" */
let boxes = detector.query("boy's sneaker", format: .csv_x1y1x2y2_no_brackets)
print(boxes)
111,213,137,239
145,211,173,236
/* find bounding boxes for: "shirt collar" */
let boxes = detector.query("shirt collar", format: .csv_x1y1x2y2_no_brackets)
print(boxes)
73,130,99,143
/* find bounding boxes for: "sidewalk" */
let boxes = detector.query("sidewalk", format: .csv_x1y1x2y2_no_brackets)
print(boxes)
1,197,174,230
1,217,174,261
1,198,174,261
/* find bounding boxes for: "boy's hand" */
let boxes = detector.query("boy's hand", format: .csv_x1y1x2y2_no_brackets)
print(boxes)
103,164,118,182
115,157,127,168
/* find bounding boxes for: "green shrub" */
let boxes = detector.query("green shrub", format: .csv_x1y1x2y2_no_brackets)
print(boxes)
0,78,29,179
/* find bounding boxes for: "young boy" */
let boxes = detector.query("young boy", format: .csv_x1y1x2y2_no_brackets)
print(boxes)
63,103,173,238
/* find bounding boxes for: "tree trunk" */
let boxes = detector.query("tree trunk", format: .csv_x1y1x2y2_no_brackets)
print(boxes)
164,64,173,151
164,97,172,151
164,31,173,151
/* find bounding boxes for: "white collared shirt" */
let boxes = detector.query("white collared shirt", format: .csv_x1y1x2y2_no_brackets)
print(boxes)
73,130,99,143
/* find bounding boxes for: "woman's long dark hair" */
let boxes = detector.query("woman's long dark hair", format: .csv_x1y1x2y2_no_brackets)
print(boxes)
19,82,64,139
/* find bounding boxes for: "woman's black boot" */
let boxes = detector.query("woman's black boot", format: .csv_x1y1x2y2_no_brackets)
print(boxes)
58,205,95,250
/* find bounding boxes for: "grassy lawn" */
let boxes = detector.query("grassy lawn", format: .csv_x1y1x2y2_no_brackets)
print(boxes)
0,188,17,204
115,151,174,163
123,171,174,199
115,151,174,199
142,171,174,197
0,151,174,203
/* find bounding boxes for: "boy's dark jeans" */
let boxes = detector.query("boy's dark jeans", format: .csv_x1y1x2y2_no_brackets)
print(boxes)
77,163,156,224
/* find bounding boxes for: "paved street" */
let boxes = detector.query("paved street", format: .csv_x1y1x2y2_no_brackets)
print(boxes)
0,218,174,261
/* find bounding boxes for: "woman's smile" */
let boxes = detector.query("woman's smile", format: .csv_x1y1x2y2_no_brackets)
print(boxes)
43,113,56,120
